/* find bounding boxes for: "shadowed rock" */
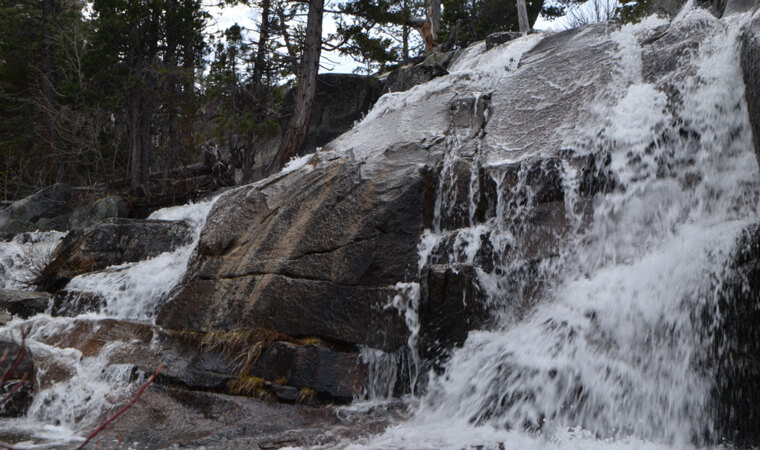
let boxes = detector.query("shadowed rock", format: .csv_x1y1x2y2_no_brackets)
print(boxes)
0,289,50,318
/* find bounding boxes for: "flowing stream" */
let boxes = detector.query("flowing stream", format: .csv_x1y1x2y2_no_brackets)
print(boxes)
0,6,758,449
0,197,219,446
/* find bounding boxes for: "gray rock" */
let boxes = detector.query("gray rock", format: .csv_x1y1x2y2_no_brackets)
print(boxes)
285,74,385,155
0,289,50,318
0,184,73,234
68,195,129,230
36,218,193,291
486,32,523,50
742,17,760,164
384,63,448,93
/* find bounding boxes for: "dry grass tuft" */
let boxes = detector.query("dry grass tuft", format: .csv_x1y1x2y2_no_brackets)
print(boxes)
296,387,316,404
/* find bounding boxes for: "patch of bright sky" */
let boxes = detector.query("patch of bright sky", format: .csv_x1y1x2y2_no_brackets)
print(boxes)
207,0,360,74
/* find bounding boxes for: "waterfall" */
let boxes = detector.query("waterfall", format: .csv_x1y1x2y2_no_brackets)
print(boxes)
342,8,759,449
0,5,756,448
0,195,221,443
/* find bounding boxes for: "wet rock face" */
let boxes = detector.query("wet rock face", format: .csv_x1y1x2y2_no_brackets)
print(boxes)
251,341,365,401
742,17,760,164
159,153,436,352
709,224,760,445
36,218,193,291
419,264,488,368
0,339,34,417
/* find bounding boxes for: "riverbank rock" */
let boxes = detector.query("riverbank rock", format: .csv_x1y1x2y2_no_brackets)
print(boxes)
68,195,129,230
0,184,73,234
36,218,192,291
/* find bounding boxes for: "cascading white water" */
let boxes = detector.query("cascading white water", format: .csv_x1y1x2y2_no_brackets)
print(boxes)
332,7,760,450
62,196,220,321
0,195,221,444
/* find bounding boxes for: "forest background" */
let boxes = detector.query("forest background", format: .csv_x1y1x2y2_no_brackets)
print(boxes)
0,0,645,202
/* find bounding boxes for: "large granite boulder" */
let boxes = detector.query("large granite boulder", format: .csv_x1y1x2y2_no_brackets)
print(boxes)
384,62,449,93
284,74,384,155
0,185,133,235
158,150,437,353
36,218,193,291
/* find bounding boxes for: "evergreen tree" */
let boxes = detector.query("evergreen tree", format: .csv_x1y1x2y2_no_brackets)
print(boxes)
88,0,207,191
0,0,89,197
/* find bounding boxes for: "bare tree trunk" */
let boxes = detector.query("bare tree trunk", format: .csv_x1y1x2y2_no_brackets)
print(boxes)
277,0,323,169
41,0,60,183
130,5,159,192
242,0,273,183
407,18,435,53
402,0,409,62
516,0,530,34
129,85,145,190
428,0,441,41
183,34,197,168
